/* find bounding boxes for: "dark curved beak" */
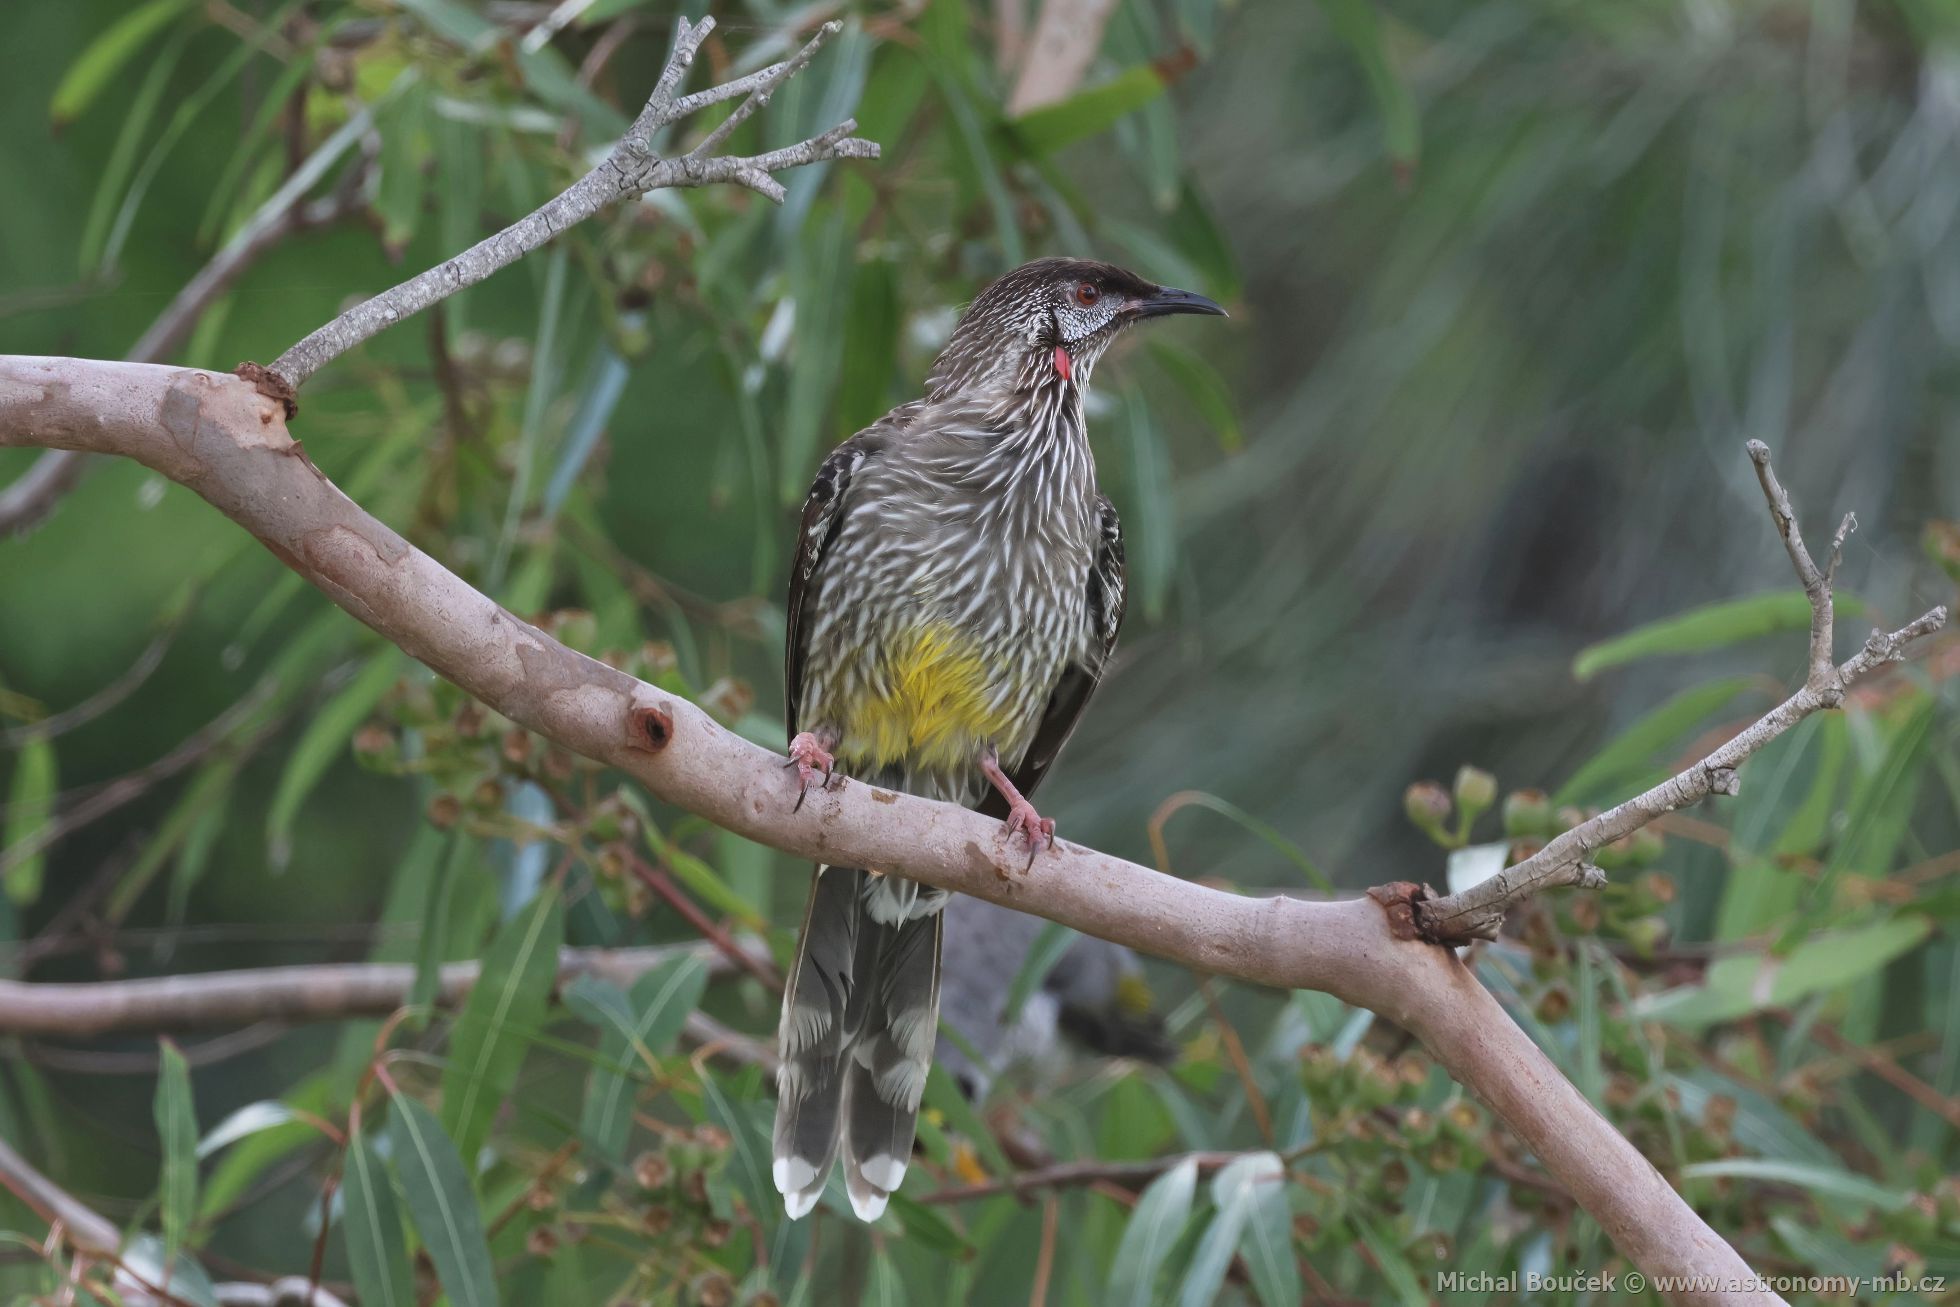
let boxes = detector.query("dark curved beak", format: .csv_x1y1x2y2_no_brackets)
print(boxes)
1131,285,1227,320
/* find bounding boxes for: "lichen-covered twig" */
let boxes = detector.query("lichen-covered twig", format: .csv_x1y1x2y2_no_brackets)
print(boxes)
1414,441,1947,944
265,16,876,390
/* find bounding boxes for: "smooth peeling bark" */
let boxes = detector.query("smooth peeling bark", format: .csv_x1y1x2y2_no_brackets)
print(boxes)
0,355,1793,1302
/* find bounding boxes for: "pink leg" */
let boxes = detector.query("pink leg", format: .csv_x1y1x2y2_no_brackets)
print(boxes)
980,748,1055,870
786,730,838,811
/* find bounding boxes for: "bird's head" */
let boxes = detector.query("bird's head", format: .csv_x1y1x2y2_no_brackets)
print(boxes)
927,257,1225,399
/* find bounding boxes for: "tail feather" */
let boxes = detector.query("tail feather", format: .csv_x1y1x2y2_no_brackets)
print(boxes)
772,869,945,1222
771,866,864,1218
842,910,942,1221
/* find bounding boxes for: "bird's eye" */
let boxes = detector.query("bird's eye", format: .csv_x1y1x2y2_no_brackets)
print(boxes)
1074,282,1100,307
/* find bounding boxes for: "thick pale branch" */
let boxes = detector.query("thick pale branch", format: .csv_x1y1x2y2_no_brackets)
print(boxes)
266,16,874,390
1417,444,1946,944
0,356,1778,1302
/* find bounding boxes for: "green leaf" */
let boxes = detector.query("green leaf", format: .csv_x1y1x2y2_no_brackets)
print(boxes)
701,1072,777,1233
1124,389,1176,622
1572,589,1865,681
568,955,709,1161
1012,66,1168,154
777,210,854,504
343,1126,414,1307
389,1094,499,1307
1107,1156,1198,1307
49,0,195,125
923,1065,1012,1175
411,833,471,1018
1178,1152,1286,1307
835,257,901,437
198,1075,333,1222
929,59,1024,266
101,757,236,924
1316,0,1420,169
1682,1158,1912,1211
1350,1212,1427,1301
120,1235,219,1307
1148,342,1242,453
440,886,565,1167
867,1247,905,1307
1638,915,1933,1028
1554,676,1754,805
1002,921,1076,1027
633,815,765,928
153,1040,198,1271
1729,714,1846,861
375,77,434,253
1819,700,1933,890
1238,1155,1300,1307
76,27,188,274
266,649,405,870
196,1101,296,1161
3,731,55,905
888,1192,971,1254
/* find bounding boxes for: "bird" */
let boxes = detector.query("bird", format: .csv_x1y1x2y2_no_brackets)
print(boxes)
768,257,1224,1222
936,895,1176,1104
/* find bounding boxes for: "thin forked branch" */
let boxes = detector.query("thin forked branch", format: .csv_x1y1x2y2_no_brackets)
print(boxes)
1414,442,1947,944
266,16,876,391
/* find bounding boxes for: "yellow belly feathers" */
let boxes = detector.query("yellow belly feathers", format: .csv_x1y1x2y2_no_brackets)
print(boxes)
834,622,1021,773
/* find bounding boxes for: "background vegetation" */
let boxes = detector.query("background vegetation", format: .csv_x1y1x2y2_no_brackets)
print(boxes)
1,0,1957,1302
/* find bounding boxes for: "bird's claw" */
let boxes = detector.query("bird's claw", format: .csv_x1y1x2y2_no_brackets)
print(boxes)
1002,800,1055,873
786,732,836,812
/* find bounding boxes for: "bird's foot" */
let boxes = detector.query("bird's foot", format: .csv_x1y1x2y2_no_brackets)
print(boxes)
785,731,838,811
978,745,1054,874
1001,798,1055,873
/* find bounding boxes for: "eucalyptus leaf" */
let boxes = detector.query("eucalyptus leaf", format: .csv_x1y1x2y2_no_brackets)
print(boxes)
153,1040,198,1270
389,1094,499,1307
343,1126,414,1307
1573,590,1865,681
1107,1156,1199,1307
440,886,565,1166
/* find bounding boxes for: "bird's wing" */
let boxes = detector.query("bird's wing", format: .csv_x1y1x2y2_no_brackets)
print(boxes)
982,493,1127,815
784,404,916,740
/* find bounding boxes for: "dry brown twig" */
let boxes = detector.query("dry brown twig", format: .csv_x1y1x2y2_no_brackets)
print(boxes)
0,14,1949,1307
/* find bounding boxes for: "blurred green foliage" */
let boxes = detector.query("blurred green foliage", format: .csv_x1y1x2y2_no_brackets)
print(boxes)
0,1,1957,1304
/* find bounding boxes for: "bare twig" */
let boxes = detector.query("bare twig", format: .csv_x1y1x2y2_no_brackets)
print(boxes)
0,680,283,883
0,624,176,751
0,357,1798,1301
627,853,785,992
1415,444,1947,945
0,942,739,1036
0,450,89,537
266,16,877,390
919,1148,1247,1205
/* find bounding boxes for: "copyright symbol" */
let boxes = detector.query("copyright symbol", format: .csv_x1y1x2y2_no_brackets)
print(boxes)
1625,1272,1646,1294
